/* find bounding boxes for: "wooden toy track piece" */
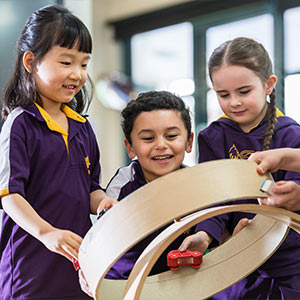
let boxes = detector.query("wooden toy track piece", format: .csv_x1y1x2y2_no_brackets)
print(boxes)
78,159,300,299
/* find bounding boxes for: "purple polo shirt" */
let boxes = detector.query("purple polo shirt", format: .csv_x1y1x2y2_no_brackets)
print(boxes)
196,110,300,278
0,103,101,299
105,160,190,279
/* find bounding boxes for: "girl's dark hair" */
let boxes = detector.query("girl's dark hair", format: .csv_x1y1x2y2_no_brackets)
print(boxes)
2,4,93,119
121,91,192,144
208,37,276,150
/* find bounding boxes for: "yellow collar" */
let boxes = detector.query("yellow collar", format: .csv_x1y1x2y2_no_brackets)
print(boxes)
34,103,86,135
219,108,284,132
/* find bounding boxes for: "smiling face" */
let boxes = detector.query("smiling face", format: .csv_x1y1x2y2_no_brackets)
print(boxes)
211,64,276,132
26,45,90,108
125,109,193,182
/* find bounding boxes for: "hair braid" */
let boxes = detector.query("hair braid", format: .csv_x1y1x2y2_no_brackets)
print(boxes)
263,89,277,150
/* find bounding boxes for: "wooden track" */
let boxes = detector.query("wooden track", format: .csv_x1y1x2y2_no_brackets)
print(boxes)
78,159,300,299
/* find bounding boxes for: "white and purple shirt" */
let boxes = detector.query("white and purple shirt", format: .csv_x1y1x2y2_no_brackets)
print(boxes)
0,102,101,299
196,110,300,278
105,160,189,279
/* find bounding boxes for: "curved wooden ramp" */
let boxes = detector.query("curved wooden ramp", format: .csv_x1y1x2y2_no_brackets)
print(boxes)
78,160,300,299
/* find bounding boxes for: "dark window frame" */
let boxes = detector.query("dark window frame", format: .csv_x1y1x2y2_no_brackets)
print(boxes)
109,0,300,130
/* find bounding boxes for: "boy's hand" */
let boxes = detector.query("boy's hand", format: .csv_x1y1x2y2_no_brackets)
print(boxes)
232,218,249,236
259,181,300,211
39,228,82,262
178,231,212,253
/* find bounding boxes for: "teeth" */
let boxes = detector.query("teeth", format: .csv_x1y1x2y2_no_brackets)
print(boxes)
153,156,172,160
64,85,75,89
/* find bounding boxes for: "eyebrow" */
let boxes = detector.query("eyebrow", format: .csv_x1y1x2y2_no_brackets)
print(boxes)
215,85,252,93
59,53,90,60
137,126,181,136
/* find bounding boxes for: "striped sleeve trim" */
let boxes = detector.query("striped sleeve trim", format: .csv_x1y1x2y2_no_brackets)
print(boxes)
106,163,136,199
0,107,24,195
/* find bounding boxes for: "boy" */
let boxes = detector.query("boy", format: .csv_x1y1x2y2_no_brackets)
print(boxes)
105,90,194,279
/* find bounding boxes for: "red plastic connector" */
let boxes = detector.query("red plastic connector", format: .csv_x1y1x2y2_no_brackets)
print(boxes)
167,250,203,270
72,257,80,271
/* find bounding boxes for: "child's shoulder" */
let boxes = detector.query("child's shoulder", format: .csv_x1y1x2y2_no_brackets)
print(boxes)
106,160,145,200
1,106,30,137
276,115,300,128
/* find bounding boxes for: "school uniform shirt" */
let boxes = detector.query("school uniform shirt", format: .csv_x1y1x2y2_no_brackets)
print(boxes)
0,102,101,300
196,109,300,278
105,159,189,279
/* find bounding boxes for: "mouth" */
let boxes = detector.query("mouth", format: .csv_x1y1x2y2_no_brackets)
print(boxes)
152,155,174,161
232,110,246,115
63,84,77,91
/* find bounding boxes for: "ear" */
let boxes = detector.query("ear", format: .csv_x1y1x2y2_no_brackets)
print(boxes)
266,75,277,95
124,138,136,159
185,132,194,153
23,51,35,73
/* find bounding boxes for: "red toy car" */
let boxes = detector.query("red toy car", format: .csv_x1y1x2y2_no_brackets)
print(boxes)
167,250,203,270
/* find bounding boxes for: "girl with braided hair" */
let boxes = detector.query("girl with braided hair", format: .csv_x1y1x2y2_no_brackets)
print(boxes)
179,37,300,299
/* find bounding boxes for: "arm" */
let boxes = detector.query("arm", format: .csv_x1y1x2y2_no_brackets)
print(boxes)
249,148,300,174
90,189,118,214
178,218,250,253
1,193,82,262
87,122,118,214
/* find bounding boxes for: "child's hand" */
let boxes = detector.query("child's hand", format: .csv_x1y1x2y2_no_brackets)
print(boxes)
259,181,300,211
96,196,118,214
79,269,93,297
232,218,249,236
249,150,282,174
178,231,212,253
39,228,82,262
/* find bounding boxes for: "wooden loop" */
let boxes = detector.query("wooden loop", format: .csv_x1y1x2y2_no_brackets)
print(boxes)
78,160,300,299
123,204,295,300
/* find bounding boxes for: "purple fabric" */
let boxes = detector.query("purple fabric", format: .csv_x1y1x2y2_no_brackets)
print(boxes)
210,271,300,300
0,103,101,299
105,160,190,279
195,113,300,298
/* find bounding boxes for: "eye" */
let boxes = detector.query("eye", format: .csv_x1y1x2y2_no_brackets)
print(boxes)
141,136,154,141
166,134,178,139
240,90,250,95
81,63,88,68
60,61,71,66
219,93,229,98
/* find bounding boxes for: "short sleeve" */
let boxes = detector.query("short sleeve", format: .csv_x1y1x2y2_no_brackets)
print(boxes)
0,116,30,198
86,121,103,193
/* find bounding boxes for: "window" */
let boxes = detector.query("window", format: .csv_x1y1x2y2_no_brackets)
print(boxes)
131,22,196,166
284,7,300,124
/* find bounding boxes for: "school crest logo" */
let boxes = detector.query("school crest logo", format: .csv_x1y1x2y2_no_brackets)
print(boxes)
228,144,255,160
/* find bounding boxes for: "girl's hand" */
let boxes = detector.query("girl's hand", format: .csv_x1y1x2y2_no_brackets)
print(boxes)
39,228,82,262
79,269,93,297
178,231,212,253
96,196,118,214
259,181,300,211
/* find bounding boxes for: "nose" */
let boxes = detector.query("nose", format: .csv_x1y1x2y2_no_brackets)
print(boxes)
155,136,167,149
230,96,242,107
70,65,82,81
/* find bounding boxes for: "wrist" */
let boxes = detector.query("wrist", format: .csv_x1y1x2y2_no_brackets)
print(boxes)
36,223,55,239
197,231,213,246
